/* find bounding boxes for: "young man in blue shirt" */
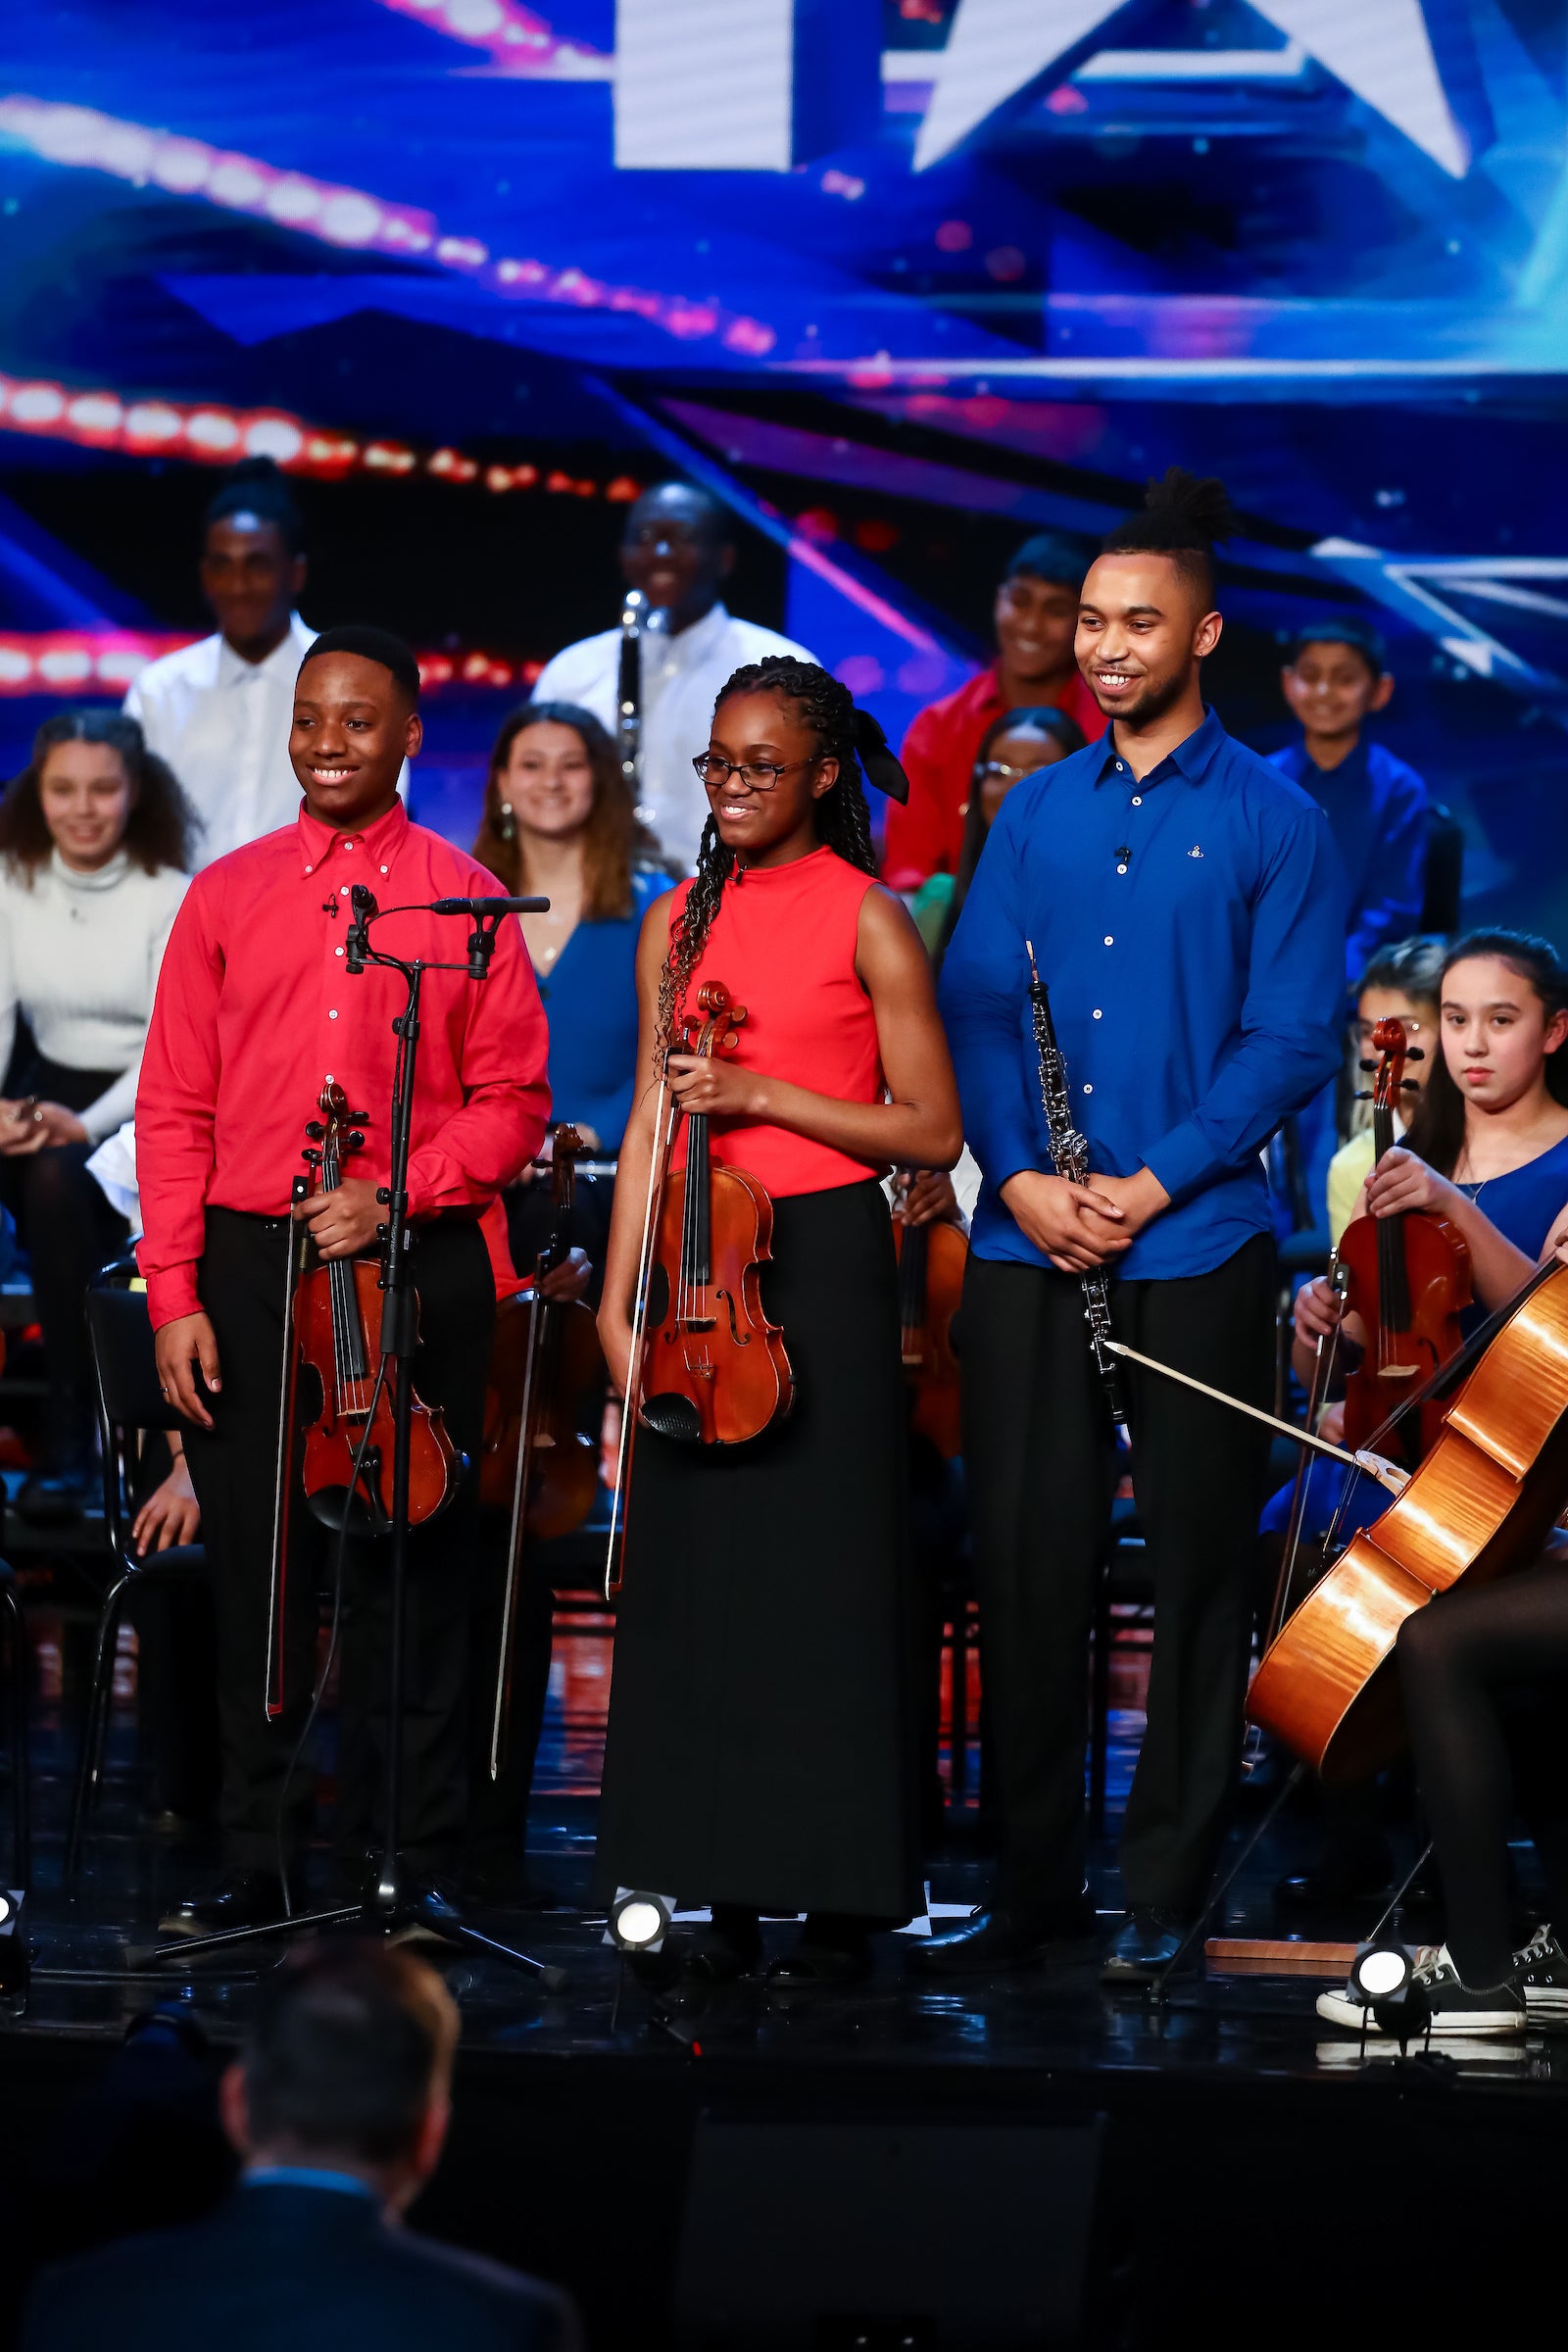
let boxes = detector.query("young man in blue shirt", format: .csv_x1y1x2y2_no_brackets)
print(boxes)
1270,617,1430,1227
922,472,1346,1983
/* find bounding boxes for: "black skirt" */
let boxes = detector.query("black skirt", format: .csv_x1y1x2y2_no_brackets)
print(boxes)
592,1178,921,1919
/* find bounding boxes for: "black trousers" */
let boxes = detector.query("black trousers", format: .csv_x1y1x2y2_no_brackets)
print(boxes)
961,1234,1274,1917
1398,1563,1568,1986
0,1056,127,1462
180,1208,493,1877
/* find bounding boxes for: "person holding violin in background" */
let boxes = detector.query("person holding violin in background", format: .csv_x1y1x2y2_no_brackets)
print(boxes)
594,656,962,1986
138,626,550,1940
931,471,1347,1984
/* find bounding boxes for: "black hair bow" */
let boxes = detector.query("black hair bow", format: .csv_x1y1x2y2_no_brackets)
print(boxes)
851,707,909,804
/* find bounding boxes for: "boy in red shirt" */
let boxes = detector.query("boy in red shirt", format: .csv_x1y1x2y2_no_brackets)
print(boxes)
882,532,1102,891
139,625,549,1936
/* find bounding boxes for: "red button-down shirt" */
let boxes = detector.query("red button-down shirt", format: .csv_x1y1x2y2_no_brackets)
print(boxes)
136,799,551,1330
881,663,1105,891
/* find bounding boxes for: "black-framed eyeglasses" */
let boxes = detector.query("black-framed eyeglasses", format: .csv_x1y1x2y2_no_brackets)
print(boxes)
692,753,819,793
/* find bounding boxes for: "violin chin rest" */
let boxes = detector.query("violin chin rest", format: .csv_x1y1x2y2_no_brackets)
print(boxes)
640,1393,705,1446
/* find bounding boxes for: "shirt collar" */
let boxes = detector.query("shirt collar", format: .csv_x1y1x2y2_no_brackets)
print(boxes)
244,2166,379,2202
662,600,730,666
1298,734,1369,792
1095,705,1225,791
49,846,130,892
217,614,310,691
297,795,409,877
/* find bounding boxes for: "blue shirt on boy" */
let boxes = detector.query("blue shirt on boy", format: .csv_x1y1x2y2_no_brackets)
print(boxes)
940,708,1347,1282
1269,737,1428,986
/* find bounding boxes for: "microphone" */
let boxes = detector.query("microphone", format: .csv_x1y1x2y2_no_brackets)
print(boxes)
428,895,550,917
345,883,377,974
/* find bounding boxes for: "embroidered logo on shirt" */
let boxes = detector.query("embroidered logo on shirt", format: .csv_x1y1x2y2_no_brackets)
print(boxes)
1187,845,1203,858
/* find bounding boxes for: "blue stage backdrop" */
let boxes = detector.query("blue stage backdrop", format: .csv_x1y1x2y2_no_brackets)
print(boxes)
1,2,1566,922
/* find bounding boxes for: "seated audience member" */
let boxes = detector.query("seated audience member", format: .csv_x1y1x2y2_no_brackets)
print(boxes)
912,705,1088,965
882,532,1102,892
0,712,194,1519
1268,618,1431,1224
124,458,317,868
1324,934,1446,1247
530,480,814,871
23,1939,581,2352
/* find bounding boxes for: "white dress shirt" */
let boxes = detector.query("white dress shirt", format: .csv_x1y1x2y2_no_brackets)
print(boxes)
124,613,317,869
0,850,189,1141
531,601,816,871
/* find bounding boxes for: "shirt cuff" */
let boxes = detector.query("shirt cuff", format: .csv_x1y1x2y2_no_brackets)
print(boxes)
145,1262,202,1332
1143,1119,1222,1206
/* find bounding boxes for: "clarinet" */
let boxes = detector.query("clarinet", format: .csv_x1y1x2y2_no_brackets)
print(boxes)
1024,940,1129,1432
615,588,666,826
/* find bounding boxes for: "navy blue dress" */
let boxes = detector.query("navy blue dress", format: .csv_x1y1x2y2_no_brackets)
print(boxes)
536,865,668,1152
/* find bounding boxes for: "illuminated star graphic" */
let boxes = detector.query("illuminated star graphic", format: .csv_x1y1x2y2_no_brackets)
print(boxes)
914,0,1469,177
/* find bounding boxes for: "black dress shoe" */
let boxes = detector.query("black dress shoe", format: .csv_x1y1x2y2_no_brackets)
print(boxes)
1102,1909,1193,1984
158,1868,287,1940
907,1893,1097,1979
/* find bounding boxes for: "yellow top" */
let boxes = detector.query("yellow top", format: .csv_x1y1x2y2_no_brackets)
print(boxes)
1327,1117,1408,1246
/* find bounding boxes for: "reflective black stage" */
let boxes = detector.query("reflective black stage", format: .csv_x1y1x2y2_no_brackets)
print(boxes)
3,1770,1567,2348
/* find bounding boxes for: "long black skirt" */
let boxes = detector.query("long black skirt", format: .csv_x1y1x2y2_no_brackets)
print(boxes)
592,1178,922,1919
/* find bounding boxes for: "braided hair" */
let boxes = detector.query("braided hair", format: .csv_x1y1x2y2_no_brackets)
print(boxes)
655,656,879,1055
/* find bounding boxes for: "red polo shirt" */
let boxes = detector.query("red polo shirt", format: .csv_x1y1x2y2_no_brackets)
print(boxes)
881,663,1105,890
136,798,551,1330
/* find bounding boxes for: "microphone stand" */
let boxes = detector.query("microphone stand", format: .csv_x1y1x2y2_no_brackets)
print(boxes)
156,890,566,1989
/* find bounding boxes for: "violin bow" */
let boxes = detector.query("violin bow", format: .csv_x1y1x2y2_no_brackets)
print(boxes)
265,1171,312,1720
603,1062,681,1600
1102,1341,1411,1496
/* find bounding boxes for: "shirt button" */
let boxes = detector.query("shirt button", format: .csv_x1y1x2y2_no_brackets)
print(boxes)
1083,1083,1094,1095
380,864,389,875
1114,762,1124,773
1093,1008,1102,1019
1116,863,1128,875
1131,795,1142,807
335,946,344,956
328,1009,338,1020
304,864,313,875
340,885,350,896
1103,935,1114,947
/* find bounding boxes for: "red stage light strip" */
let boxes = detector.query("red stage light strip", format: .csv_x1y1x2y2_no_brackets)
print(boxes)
0,369,641,502
0,95,775,356
373,0,609,74
0,633,545,698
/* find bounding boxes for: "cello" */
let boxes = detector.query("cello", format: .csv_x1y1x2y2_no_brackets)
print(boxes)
892,1175,966,1460
1337,1015,1471,1464
1247,1257,1568,1784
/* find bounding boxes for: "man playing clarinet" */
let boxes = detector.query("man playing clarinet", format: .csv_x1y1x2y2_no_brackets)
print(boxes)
923,472,1346,1983
138,625,550,1939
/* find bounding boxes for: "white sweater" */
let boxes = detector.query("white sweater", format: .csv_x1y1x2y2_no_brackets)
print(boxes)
0,851,189,1142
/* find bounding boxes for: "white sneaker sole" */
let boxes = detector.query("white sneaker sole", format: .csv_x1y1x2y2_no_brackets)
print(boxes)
1315,1986,1525,2035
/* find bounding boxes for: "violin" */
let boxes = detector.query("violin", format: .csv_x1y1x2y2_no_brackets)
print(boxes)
290,1081,459,1538
893,1177,966,1459
1248,1257,1568,1785
481,1125,601,1535
1338,1015,1471,1464
485,1124,603,1778
638,980,794,1448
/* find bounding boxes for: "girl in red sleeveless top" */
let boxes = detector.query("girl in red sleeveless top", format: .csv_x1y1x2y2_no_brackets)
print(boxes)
594,658,961,1984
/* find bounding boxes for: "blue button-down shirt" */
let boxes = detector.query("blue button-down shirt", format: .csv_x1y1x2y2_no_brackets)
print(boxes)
1269,736,1428,987
940,708,1347,1280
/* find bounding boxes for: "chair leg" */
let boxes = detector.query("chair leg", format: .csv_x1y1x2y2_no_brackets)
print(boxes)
948,1592,968,1800
65,1576,129,1885
1088,1552,1111,1837
0,1579,27,1894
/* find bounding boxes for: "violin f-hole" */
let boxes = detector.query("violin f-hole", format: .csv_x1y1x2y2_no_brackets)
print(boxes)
716,1287,752,1346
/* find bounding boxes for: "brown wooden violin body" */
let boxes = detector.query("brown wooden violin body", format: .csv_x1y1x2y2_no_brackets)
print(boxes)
292,1082,458,1535
480,1125,601,1538
1338,1015,1471,1463
893,1198,966,1460
638,982,794,1448
1248,1259,1568,1786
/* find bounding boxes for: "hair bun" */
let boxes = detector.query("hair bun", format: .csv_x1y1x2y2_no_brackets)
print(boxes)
851,707,909,804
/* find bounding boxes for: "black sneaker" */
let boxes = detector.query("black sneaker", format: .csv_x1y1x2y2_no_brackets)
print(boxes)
1316,1944,1525,2037
1514,1923,1568,2025
157,1868,287,1941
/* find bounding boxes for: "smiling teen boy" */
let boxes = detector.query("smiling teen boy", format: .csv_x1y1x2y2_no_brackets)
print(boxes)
137,625,550,1938
927,472,1346,1985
